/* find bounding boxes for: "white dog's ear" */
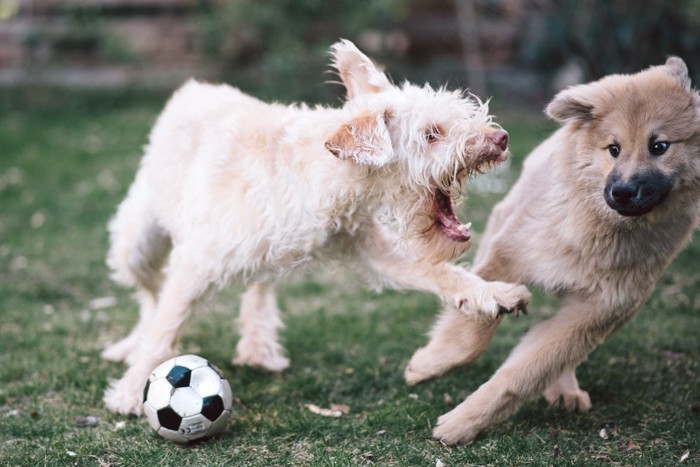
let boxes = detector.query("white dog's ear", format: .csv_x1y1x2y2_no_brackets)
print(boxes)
546,83,599,124
331,39,392,99
325,112,394,167
664,56,691,90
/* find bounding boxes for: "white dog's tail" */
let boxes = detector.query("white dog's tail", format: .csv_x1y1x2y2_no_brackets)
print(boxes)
106,169,171,294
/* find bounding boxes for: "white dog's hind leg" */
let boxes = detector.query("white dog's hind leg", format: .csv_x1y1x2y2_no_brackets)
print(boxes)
104,254,206,415
543,369,592,412
103,175,171,364
101,290,157,364
405,304,502,385
233,283,290,372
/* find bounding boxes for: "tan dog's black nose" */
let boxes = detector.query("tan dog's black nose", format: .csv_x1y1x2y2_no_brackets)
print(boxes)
490,130,509,151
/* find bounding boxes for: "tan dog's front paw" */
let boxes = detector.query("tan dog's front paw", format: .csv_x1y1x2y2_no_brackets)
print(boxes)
458,282,530,319
433,405,482,446
404,346,450,385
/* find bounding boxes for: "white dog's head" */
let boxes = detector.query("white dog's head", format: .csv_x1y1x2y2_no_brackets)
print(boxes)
324,40,508,261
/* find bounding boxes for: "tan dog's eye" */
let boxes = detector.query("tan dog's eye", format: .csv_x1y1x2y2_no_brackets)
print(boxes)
607,143,621,158
649,141,670,156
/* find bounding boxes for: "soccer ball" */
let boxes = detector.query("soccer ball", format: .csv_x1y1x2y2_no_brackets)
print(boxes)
142,354,233,443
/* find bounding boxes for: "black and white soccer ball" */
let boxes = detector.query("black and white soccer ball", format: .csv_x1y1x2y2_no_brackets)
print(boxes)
143,354,233,443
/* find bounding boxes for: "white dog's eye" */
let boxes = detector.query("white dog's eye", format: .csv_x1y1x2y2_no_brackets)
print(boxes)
425,125,442,143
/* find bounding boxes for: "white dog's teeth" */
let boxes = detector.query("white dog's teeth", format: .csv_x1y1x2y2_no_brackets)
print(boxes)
464,222,472,230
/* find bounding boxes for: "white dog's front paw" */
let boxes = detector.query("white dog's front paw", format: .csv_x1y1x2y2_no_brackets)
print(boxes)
459,282,530,319
234,339,290,372
544,386,592,412
103,377,145,415
103,359,158,415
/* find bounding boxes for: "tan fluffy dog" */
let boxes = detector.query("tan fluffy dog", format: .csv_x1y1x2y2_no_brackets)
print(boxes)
102,40,530,415
406,57,700,444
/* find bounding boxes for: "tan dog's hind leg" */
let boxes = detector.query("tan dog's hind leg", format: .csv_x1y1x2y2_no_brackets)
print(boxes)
433,297,621,445
543,369,592,412
405,305,501,385
233,283,289,372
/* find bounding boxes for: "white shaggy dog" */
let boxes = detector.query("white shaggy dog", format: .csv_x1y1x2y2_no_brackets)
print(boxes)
102,40,530,415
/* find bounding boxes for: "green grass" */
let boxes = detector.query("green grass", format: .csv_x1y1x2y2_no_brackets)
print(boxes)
0,89,698,466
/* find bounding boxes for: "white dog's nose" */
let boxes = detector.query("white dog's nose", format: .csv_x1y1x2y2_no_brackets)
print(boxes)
489,129,509,151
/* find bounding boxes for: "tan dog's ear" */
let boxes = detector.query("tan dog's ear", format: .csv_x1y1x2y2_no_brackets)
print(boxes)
325,112,394,167
664,56,691,90
330,39,392,99
546,83,598,124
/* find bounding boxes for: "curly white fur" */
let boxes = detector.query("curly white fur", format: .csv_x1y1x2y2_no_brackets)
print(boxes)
101,39,530,415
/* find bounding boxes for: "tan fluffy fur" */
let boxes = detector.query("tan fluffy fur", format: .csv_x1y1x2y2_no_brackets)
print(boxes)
406,57,700,444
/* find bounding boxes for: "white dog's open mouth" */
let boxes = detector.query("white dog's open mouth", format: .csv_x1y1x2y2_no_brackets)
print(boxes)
433,188,471,242
430,131,510,243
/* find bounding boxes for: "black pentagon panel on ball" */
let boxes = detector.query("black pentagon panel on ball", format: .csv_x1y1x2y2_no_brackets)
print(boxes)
166,365,192,388
157,406,183,431
201,395,225,421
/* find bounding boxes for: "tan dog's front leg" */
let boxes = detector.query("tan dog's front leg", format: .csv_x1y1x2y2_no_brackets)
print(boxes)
405,304,502,385
433,298,619,445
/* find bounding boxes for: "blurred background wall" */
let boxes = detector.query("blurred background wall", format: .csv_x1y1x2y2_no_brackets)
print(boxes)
1,0,699,104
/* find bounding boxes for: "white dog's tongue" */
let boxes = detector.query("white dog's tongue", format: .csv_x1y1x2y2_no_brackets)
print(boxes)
433,189,471,242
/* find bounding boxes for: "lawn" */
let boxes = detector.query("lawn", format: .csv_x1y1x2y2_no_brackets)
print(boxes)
0,88,698,466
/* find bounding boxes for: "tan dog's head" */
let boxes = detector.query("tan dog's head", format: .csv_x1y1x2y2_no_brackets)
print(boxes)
324,40,508,260
547,57,700,221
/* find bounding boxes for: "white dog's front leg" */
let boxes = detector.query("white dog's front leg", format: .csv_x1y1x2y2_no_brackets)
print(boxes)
359,225,529,319
447,269,530,319
233,283,289,372
362,249,529,319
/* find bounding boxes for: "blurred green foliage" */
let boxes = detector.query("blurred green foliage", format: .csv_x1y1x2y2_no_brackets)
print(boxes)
194,0,700,102
198,0,406,103
522,0,700,80
11,0,700,102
